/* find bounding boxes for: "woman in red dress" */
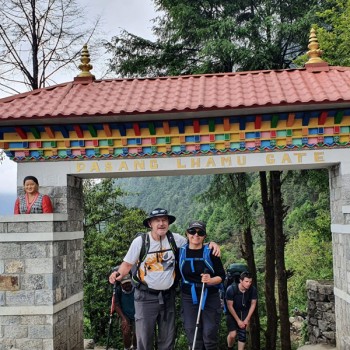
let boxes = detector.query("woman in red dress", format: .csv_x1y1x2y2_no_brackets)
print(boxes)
14,176,53,214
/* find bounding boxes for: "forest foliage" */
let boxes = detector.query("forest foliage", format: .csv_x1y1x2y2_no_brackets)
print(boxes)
84,169,333,348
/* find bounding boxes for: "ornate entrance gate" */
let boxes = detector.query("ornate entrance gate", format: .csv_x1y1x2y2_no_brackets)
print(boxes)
1,37,350,349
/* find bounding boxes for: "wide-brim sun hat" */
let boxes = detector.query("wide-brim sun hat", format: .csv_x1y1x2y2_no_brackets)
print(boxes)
143,208,176,227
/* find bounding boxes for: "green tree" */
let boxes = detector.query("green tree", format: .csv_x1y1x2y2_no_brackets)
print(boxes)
293,0,350,66
284,169,330,241
83,179,146,345
271,171,291,350
315,0,350,66
105,0,323,76
116,175,214,229
259,172,278,350
285,229,333,309
283,169,332,310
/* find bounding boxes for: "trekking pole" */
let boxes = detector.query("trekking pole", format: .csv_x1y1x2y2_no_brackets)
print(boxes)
192,268,209,350
106,282,117,350
154,324,158,350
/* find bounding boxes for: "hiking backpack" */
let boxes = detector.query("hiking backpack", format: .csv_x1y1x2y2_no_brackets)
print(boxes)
224,263,248,289
222,263,248,314
179,244,224,309
131,230,179,287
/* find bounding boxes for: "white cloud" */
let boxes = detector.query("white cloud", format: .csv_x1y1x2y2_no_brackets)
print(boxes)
85,0,156,39
0,154,17,194
82,0,157,79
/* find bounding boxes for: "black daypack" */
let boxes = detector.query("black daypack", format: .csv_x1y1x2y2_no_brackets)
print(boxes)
224,263,248,289
132,231,179,288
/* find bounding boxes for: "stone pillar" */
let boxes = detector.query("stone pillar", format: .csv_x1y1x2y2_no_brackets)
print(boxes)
306,280,335,345
0,175,84,350
329,163,350,349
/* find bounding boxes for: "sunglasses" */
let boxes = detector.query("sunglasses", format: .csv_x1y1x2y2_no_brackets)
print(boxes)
187,228,206,236
151,209,168,215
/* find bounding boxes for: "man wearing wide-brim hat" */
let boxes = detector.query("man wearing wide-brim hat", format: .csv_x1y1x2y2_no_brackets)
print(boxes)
109,208,220,350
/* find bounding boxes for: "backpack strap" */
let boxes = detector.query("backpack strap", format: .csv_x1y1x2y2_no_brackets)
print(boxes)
179,244,216,309
131,232,149,287
229,283,254,301
115,284,122,307
139,232,150,262
179,244,204,306
166,230,178,255
132,231,178,289
165,231,181,286
229,282,238,297
139,231,176,259
225,283,254,311
223,282,238,314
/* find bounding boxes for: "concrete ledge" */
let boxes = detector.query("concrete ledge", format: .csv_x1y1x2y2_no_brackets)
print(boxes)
0,214,68,223
331,224,350,234
342,205,350,214
0,291,83,315
0,231,84,242
334,287,350,304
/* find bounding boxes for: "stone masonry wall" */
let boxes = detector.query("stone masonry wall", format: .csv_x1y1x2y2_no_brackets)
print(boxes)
329,164,350,349
53,300,84,350
0,175,85,350
306,280,335,345
0,217,84,350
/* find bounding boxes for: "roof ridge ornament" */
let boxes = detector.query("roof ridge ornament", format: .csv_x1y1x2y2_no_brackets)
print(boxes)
305,28,329,71
74,44,95,82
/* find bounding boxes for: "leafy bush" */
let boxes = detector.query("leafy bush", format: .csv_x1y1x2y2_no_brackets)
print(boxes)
285,229,333,311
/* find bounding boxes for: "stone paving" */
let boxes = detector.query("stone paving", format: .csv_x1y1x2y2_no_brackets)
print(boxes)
86,339,337,350
89,343,337,350
298,344,336,349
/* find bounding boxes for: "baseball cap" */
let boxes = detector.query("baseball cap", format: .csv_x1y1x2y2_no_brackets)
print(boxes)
187,220,206,234
121,275,132,285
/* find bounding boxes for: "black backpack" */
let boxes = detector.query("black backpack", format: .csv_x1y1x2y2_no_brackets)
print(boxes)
224,263,248,289
132,231,179,288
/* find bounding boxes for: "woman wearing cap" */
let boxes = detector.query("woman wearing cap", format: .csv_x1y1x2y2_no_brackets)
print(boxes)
179,220,225,350
14,176,53,214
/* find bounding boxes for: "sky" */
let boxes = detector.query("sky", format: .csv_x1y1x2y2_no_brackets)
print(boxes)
0,0,157,214
86,0,156,39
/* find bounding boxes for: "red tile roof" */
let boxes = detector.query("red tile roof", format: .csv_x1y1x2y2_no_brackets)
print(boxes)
1,66,350,122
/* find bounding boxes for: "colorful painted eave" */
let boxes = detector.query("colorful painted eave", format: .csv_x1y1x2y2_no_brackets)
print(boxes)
1,67,350,122
1,66,350,162
1,108,349,162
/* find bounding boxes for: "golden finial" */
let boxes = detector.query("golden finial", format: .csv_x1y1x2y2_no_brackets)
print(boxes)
305,28,325,64
77,44,95,78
